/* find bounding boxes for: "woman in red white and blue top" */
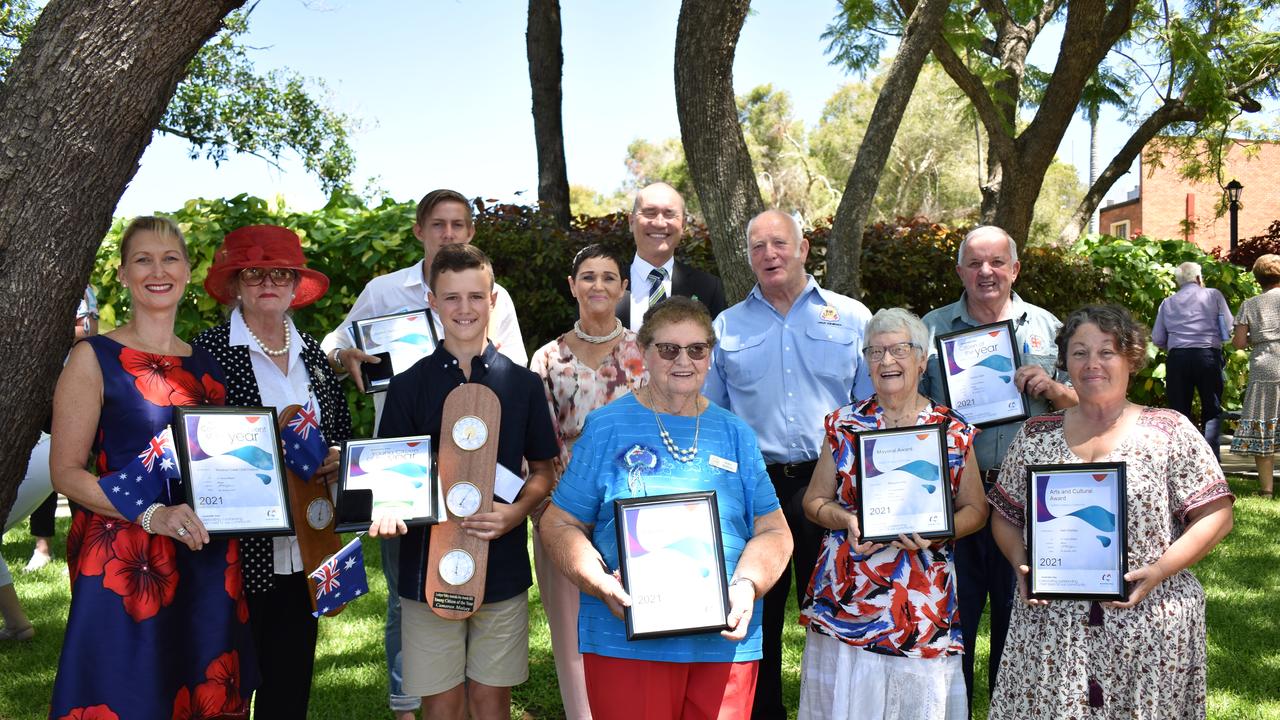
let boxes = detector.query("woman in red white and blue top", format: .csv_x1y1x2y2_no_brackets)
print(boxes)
798,308,988,720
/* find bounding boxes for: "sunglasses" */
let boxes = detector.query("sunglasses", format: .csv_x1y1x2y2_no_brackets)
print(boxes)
240,267,297,287
652,342,712,361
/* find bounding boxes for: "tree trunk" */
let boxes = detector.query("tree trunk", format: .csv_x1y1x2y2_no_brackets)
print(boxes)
1058,100,1202,244
825,0,951,299
526,0,571,230
674,0,761,303
0,0,244,522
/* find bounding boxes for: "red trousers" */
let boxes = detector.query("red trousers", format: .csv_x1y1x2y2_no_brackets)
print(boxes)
582,653,758,720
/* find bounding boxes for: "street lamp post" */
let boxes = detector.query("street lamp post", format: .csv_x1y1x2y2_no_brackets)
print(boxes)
1226,179,1243,260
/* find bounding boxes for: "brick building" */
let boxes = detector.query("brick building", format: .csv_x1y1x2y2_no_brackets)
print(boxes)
1098,138,1280,253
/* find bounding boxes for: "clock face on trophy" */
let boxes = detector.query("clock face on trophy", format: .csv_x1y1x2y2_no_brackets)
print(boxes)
439,549,476,585
305,497,335,530
425,384,502,620
452,416,488,451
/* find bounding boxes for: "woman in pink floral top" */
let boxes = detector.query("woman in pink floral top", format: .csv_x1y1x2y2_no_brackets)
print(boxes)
988,305,1234,719
798,308,987,720
528,244,647,720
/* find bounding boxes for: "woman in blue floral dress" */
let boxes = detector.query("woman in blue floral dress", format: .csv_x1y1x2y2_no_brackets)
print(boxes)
48,217,256,720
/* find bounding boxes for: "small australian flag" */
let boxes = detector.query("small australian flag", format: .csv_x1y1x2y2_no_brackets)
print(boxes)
99,427,180,520
281,399,326,481
309,536,370,617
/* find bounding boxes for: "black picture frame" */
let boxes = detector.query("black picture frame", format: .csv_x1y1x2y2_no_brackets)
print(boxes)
613,491,730,641
352,308,439,394
1025,462,1129,601
934,320,1030,428
854,423,955,544
173,406,293,537
335,435,439,533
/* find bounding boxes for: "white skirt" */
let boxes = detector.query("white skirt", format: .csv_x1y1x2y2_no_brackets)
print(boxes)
797,627,968,720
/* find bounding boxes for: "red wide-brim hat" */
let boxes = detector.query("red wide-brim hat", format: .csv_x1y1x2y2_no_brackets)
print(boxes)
204,225,329,309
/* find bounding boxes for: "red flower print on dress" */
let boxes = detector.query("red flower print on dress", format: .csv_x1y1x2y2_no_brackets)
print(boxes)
102,530,178,621
58,705,119,720
171,685,223,720
224,542,249,623
168,369,226,407
119,347,185,406
199,651,245,714
66,511,87,585
77,514,139,578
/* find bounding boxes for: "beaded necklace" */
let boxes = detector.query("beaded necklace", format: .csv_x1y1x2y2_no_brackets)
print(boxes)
246,317,290,357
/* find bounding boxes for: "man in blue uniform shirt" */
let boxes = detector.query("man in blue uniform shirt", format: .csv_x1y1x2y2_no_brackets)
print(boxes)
704,209,873,719
920,225,1077,710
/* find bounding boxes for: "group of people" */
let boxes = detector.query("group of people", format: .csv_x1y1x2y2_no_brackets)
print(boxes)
25,179,1269,720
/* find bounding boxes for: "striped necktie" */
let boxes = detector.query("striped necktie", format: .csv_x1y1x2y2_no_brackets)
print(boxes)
647,268,668,309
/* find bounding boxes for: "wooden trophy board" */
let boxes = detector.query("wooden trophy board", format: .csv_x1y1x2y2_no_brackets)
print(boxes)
278,404,344,617
425,384,501,619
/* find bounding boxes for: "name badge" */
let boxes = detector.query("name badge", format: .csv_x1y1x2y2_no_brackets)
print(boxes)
709,455,738,473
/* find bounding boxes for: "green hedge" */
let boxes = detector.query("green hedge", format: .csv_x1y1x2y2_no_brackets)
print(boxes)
93,195,1255,434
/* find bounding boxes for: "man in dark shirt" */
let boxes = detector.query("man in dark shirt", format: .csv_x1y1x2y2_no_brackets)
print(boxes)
374,243,558,720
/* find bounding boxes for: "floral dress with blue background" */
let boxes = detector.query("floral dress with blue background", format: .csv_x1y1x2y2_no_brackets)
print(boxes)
50,335,257,720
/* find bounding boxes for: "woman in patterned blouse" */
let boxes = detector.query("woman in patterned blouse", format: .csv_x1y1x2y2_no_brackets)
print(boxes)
987,304,1233,719
528,243,647,720
798,307,988,720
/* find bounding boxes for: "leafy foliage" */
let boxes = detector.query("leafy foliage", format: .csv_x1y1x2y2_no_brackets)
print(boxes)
1,5,355,190
1074,234,1261,409
159,10,356,191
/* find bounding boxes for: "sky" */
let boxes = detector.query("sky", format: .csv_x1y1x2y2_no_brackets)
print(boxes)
113,0,1247,218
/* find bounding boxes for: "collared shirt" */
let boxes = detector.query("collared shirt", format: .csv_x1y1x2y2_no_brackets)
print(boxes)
229,308,319,575
377,342,559,605
321,261,527,427
627,254,675,331
1152,282,1233,349
704,277,873,465
920,292,1065,473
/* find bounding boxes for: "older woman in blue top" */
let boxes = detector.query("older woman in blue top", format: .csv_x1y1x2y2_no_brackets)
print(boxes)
540,297,792,720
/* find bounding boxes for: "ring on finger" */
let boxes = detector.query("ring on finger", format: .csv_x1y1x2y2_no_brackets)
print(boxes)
177,527,188,537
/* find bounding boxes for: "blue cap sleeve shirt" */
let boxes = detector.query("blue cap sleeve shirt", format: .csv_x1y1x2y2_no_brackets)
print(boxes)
552,394,781,663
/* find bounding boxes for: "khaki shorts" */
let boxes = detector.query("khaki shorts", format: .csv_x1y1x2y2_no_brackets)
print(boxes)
401,592,530,697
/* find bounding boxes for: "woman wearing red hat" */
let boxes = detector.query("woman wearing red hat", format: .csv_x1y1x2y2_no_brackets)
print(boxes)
193,224,351,719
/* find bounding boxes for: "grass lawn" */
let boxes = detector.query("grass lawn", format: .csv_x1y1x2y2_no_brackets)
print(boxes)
2,475,1276,719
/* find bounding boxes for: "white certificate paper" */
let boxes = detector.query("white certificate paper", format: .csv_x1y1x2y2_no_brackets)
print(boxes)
178,408,291,535
1027,463,1127,599
936,320,1028,426
855,424,953,542
353,310,438,392
615,491,729,640
341,437,436,525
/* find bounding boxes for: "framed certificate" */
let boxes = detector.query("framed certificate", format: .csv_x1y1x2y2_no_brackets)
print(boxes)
173,407,293,537
935,320,1029,427
614,491,730,640
352,309,439,394
1026,462,1128,601
336,436,438,532
854,423,954,543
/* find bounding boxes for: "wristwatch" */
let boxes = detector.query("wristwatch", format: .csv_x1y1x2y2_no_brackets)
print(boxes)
328,347,344,372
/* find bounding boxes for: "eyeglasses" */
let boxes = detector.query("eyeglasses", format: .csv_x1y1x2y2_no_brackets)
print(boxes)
636,208,682,221
862,342,919,362
652,342,712,361
240,267,297,287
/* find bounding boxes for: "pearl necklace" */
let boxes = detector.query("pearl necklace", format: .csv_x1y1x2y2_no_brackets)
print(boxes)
246,318,291,357
573,318,625,344
646,389,703,462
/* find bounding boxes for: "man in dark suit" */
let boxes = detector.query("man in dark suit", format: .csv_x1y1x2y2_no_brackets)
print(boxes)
617,182,727,328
